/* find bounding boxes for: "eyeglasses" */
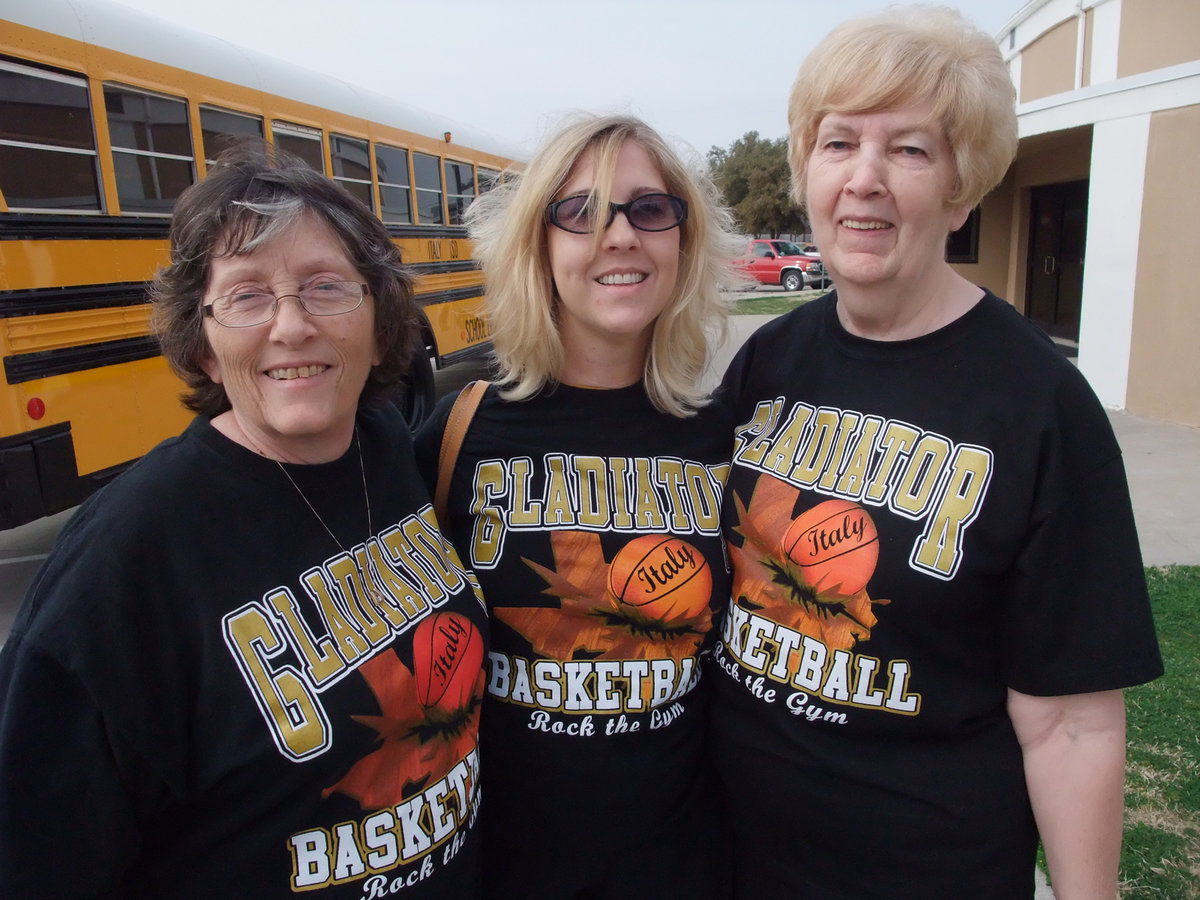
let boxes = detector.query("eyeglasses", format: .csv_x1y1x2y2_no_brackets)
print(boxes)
546,192,688,234
202,281,369,327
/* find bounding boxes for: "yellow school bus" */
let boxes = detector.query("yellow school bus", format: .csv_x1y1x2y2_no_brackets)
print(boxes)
0,0,517,529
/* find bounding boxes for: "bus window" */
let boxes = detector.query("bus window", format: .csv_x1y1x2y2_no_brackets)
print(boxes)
331,133,373,211
412,151,444,225
0,59,102,212
103,85,194,214
478,166,501,194
375,143,412,224
200,106,264,166
1,2,516,529
271,120,323,171
444,160,474,225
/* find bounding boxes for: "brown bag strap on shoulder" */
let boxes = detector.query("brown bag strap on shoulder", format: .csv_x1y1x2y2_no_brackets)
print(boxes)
434,379,489,525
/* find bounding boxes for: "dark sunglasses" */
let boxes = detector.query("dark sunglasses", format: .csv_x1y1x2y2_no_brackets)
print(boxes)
546,192,688,234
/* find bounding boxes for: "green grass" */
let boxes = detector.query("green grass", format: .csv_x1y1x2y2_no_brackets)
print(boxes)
730,290,826,316
1119,565,1200,897
1039,566,1200,896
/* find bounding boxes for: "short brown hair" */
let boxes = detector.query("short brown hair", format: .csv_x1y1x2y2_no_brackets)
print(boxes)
151,142,419,415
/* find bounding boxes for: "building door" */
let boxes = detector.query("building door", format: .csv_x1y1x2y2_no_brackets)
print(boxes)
1025,180,1088,341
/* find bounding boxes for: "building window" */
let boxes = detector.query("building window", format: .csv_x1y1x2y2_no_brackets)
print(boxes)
331,134,372,210
200,106,263,166
104,84,194,214
413,151,444,225
271,121,323,172
0,59,102,212
477,167,501,194
444,160,475,225
946,207,981,264
375,143,412,225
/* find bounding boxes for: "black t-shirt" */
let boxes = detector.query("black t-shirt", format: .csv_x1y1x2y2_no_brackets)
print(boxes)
415,382,733,898
0,407,488,898
711,292,1163,898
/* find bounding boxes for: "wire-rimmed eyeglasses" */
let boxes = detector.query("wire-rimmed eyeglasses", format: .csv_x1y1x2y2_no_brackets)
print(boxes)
201,281,369,327
545,192,688,234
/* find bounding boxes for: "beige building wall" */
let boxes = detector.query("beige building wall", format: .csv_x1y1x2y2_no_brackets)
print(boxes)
1000,0,1200,425
1009,130,1092,188
1125,104,1200,424
950,182,1014,300
975,183,1015,299
1020,18,1079,102
1119,0,1200,77
1081,9,1094,88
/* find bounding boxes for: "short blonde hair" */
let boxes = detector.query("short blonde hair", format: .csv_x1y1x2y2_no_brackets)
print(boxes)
466,113,741,417
787,4,1017,210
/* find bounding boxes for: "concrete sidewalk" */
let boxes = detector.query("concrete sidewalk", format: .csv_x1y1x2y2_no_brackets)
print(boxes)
1108,410,1200,566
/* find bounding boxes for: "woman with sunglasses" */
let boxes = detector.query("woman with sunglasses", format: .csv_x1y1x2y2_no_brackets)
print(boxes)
414,113,741,898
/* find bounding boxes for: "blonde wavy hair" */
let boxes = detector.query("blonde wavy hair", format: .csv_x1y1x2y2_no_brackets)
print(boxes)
787,5,1017,211
466,113,741,417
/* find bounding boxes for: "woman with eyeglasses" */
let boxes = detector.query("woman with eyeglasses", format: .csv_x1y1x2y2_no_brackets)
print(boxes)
0,143,488,898
413,113,741,898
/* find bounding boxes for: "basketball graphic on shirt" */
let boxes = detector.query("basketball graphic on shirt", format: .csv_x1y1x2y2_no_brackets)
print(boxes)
782,499,879,596
412,612,484,712
607,534,712,621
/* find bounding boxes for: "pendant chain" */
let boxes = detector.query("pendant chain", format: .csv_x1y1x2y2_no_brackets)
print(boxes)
266,428,383,603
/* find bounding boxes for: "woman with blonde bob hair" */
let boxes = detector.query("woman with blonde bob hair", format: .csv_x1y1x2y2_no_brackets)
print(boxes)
785,4,1019,214
415,113,739,897
711,6,1161,898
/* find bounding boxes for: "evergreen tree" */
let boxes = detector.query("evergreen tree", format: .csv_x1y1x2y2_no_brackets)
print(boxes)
708,132,808,238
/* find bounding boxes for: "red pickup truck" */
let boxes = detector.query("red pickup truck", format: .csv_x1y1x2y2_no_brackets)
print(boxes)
734,238,828,292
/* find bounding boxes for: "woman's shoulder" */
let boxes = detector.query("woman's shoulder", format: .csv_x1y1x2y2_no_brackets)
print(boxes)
719,295,831,398
357,401,413,448
747,292,831,347
35,423,211,569
12,421,216,638
972,293,1090,381
411,381,497,479
967,293,1117,446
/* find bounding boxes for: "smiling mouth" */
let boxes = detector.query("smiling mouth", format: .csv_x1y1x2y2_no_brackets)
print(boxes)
841,219,892,231
266,364,328,380
596,272,647,285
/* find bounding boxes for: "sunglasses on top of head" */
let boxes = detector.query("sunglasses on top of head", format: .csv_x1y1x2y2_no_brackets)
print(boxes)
545,192,688,234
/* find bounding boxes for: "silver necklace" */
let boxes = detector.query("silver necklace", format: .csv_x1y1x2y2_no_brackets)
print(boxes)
269,427,386,607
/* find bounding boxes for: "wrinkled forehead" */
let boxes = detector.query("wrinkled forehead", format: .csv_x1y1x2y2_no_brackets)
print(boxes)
817,78,950,144
816,98,944,140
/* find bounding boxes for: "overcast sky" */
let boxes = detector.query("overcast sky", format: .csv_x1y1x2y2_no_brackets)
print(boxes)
106,0,1023,161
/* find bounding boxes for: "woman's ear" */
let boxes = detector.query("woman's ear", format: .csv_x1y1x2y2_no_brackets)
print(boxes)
948,202,973,233
196,351,222,384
